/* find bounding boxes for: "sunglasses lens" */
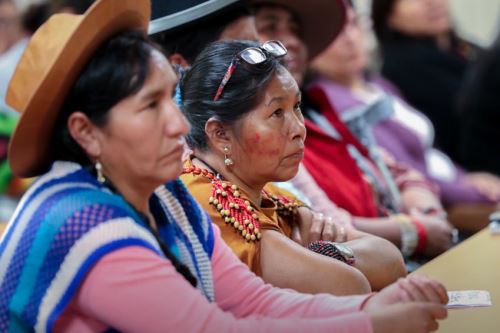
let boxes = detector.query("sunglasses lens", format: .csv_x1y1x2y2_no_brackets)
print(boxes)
261,41,287,57
240,48,266,64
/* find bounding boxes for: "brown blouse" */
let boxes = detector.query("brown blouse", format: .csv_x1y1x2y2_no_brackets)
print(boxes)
180,159,302,275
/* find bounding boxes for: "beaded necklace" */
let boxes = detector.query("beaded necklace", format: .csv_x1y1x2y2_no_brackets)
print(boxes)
183,161,302,242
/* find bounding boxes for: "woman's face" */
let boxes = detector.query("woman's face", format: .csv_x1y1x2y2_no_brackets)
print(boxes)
388,0,451,37
96,50,189,189
229,68,306,186
0,1,22,54
311,8,368,82
255,5,308,85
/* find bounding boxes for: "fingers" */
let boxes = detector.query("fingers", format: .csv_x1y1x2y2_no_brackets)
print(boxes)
425,303,448,320
416,303,447,333
407,276,448,304
428,319,439,332
309,213,339,242
309,212,323,243
321,216,337,242
291,224,303,245
335,224,347,242
398,278,428,302
428,279,448,305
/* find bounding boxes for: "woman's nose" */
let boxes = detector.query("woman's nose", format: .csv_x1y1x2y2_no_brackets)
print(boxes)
289,112,306,140
165,102,190,137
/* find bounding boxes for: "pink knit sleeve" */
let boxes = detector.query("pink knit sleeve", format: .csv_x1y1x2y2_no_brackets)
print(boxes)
58,225,373,333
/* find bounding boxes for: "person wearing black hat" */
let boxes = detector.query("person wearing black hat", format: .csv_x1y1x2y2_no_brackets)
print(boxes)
149,0,258,67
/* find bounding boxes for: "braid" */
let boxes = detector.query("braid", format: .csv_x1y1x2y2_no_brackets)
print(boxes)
150,227,198,287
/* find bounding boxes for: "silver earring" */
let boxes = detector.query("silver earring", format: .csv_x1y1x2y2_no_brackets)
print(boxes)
95,160,106,183
223,147,234,166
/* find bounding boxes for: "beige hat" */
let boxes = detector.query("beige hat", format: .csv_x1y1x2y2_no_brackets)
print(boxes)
251,0,346,59
7,0,150,178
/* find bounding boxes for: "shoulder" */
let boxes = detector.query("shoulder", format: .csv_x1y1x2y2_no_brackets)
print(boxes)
14,162,158,256
182,165,263,242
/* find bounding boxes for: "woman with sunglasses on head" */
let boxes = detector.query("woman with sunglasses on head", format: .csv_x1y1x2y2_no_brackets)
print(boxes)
0,1,448,332
180,39,409,295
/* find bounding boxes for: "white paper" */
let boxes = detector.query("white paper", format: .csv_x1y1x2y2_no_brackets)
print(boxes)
490,221,500,235
447,290,492,308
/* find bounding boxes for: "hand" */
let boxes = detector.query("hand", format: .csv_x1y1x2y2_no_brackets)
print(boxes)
364,276,448,333
368,302,447,333
364,275,448,309
466,172,500,202
292,208,348,246
410,209,454,257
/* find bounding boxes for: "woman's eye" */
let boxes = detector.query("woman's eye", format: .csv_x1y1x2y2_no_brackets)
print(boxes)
147,100,158,109
272,109,284,117
260,23,278,35
294,102,302,112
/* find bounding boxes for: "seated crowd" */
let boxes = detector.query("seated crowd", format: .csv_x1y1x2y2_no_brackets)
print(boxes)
0,0,498,332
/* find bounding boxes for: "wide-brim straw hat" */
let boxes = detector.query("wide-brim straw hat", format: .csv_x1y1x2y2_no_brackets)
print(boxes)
251,0,347,59
7,0,150,178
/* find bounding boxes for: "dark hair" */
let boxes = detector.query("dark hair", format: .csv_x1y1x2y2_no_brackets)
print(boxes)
21,3,49,33
21,0,95,34
371,0,459,44
151,5,253,64
180,40,285,150
370,0,396,42
52,30,198,287
48,0,95,15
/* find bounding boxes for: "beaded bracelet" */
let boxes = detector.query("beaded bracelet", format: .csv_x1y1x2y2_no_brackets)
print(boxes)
411,218,427,254
392,214,418,257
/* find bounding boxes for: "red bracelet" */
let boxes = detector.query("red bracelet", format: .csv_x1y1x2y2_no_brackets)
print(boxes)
411,218,427,254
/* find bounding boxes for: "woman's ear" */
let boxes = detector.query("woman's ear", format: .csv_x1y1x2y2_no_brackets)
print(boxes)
67,112,102,158
205,117,232,147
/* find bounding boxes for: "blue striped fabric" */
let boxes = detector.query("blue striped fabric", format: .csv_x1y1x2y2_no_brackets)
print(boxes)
0,161,215,332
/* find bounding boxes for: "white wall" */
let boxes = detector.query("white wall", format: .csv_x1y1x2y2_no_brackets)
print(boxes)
450,0,500,46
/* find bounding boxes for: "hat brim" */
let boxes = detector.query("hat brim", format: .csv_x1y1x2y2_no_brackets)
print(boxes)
149,0,244,35
251,0,346,59
7,0,150,178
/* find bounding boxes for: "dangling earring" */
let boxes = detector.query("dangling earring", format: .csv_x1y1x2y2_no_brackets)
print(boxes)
223,147,234,167
95,160,106,183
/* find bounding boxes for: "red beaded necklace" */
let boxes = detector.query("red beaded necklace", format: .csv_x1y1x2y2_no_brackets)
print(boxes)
183,164,302,242
183,165,262,241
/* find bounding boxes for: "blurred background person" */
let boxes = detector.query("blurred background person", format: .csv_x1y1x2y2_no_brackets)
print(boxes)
458,32,500,177
0,0,96,225
308,2,500,233
371,0,479,161
0,0,28,115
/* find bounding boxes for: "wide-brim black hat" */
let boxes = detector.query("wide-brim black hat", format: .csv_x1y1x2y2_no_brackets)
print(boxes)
149,0,247,35
251,0,346,59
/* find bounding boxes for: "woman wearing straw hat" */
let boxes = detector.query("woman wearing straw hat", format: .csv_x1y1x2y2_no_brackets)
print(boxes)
0,0,448,332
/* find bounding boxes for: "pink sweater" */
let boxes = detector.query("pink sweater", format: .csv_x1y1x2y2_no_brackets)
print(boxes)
54,225,374,333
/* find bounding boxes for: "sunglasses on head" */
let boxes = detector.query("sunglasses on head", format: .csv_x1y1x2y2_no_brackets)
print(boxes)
213,40,288,101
